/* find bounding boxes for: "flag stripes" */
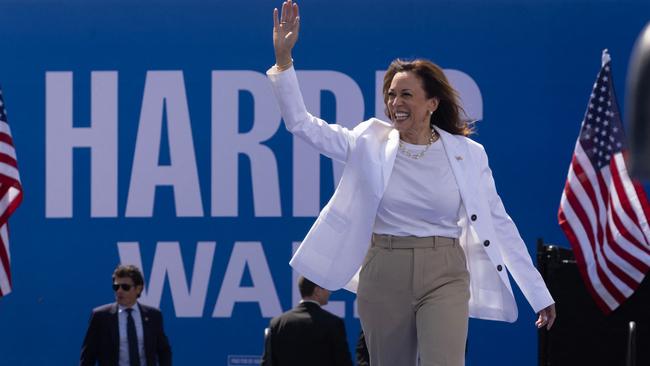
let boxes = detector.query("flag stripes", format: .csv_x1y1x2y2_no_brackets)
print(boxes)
558,51,650,313
0,88,23,297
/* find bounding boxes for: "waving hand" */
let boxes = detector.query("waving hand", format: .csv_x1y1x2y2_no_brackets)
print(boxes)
273,1,300,70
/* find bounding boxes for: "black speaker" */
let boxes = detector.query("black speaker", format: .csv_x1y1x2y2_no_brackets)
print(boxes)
627,22,650,179
537,241,650,366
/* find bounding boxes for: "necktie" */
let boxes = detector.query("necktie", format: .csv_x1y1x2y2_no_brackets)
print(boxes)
125,308,141,366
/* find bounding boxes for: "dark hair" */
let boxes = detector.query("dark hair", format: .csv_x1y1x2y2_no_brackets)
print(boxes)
383,58,473,136
298,275,318,298
112,264,144,288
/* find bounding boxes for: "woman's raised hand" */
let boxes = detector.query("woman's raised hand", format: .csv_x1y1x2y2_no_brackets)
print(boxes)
273,0,300,69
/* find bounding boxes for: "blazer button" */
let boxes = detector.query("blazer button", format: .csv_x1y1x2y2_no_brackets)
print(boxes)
471,214,477,221
497,265,503,272
483,240,490,247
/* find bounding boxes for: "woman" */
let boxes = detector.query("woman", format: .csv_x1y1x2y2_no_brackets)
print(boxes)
268,2,556,365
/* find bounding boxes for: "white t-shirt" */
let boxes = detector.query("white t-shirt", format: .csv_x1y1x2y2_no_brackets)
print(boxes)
373,139,462,238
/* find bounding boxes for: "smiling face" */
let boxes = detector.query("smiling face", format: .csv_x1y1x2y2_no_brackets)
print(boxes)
386,71,439,140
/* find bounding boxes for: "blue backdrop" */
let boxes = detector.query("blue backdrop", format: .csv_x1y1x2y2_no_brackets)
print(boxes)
0,0,649,365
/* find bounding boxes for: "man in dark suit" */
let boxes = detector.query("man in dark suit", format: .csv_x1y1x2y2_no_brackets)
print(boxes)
80,265,172,366
262,276,353,366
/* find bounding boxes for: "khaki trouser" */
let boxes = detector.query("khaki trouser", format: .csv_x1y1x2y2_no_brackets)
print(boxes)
357,234,470,366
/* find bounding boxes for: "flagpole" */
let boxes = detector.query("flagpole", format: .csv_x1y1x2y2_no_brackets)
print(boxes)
602,48,611,66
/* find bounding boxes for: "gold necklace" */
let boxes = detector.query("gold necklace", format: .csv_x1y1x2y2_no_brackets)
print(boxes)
398,129,438,160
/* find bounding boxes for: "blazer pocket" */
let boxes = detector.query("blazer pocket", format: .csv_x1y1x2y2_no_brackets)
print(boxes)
321,207,350,232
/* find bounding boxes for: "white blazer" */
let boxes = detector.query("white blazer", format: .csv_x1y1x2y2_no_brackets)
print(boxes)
267,66,554,322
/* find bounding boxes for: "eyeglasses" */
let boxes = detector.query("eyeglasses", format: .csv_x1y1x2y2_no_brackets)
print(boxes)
112,283,134,292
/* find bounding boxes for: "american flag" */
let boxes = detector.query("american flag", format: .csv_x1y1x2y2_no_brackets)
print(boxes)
0,87,23,298
558,50,650,313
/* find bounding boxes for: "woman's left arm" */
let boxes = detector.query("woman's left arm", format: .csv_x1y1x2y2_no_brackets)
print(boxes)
477,146,556,329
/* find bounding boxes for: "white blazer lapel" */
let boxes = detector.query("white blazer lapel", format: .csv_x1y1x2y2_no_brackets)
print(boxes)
436,126,475,211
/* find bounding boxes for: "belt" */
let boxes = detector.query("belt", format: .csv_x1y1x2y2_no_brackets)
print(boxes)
372,233,459,250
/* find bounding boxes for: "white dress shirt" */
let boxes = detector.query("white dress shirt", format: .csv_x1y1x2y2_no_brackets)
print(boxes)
118,303,147,366
299,299,322,307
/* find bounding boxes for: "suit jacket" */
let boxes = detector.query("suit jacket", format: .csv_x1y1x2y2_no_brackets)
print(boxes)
267,66,555,322
262,302,353,366
80,302,172,366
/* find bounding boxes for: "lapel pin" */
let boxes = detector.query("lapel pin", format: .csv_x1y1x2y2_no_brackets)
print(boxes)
455,156,463,161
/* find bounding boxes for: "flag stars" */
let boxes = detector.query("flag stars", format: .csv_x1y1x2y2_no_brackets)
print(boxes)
579,63,626,169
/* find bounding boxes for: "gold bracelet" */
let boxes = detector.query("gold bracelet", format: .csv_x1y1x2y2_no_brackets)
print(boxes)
275,58,294,72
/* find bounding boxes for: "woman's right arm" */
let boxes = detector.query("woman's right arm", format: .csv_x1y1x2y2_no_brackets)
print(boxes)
273,1,299,72
269,1,356,163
